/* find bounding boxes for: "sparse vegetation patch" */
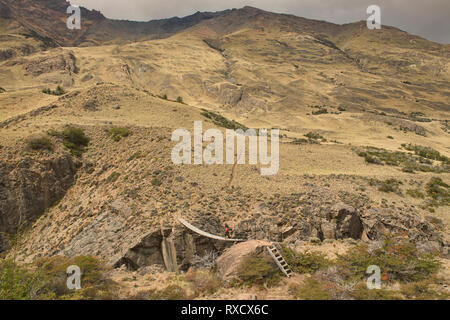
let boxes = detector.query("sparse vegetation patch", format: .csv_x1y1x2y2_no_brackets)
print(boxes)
62,127,90,157
369,178,403,195
355,146,449,173
27,136,53,152
201,109,249,131
108,127,132,142
42,86,65,96
282,247,332,274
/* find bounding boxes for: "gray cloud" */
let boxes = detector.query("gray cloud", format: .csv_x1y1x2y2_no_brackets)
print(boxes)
71,0,450,44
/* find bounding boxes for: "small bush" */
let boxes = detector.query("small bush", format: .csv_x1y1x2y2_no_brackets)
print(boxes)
127,150,143,162
176,96,183,103
282,247,332,274
108,127,132,142
42,86,65,96
149,284,186,300
151,178,162,187
27,136,53,151
312,108,328,115
425,177,450,206
304,132,326,142
62,127,89,157
235,255,282,288
106,172,120,183
369,178,403,194
290,277,331,300
406,188,425,199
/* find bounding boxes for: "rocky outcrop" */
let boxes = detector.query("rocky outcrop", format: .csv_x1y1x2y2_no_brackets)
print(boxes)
113,222,231,271
25,50,78,76
0,154,78,251
320,203,363,240
359,207,443,249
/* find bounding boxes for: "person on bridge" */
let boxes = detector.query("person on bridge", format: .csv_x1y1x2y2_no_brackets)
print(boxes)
225,224,231,239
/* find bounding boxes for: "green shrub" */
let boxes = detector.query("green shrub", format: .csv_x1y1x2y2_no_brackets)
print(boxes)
336,238,441,283
400,278,449,300
403,144,449,164
108,127,132,142
200,109,249,131
62,127,89,157
304,132,326,142
127,150,143,162
0,258,46,300
290,277,331,300
151,178,162,187
0,255,116,300
291,138,320,145
236,255,282,288
349,282,401,300
176,96,183,103
35,255,116,300
355,146,449,173
369,178,403,194
149,284,186,300
42,86,65,96
282,247,332,274
406,188,425,199
27,136,53,151
106,172,120,183
312,108,328,115
425,177,450,206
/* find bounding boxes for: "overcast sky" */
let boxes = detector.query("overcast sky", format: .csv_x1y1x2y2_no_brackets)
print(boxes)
71,0,450,44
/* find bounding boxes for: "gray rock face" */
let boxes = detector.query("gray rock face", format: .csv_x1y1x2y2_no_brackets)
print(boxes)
323,203,363,240
0,154,78,251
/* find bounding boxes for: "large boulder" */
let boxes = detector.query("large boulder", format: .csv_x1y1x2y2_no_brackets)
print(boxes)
215,240,272,281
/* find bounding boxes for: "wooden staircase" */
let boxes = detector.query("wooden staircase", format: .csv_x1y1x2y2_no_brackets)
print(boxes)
266,244,294,278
